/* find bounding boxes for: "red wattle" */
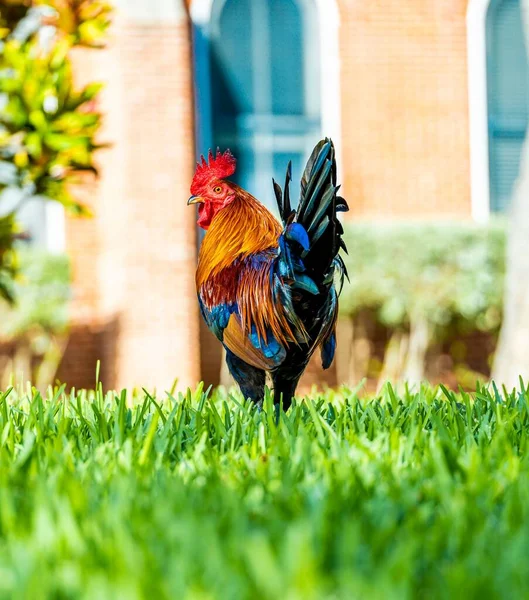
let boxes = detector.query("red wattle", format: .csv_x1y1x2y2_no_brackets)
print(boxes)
197,203,212,230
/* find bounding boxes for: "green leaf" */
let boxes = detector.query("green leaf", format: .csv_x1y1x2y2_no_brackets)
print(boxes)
28,110,48,132
24,131,42,159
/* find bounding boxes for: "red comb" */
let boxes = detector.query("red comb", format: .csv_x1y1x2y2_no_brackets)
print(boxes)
191,148,236,195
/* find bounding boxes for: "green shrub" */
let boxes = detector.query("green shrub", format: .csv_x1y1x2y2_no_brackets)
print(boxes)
0,0,109,301
0,248,69,387
0,33,102,214
338,220,506,386
0,1,111,46
0,213,18,301
340,219,506,331
0,246,69,338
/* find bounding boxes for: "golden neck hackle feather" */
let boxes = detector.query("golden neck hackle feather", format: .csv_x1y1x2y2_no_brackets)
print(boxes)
196,187,281,289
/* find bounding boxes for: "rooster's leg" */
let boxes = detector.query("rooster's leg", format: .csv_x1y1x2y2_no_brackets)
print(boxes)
271,370,304,412
225,349,265,406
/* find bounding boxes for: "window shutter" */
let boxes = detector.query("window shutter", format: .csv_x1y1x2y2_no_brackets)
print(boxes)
487,0,529,213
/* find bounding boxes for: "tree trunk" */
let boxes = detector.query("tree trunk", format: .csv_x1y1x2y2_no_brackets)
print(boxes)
493,0,529,387
402,315,430,385
377,330,409,392
336,313,372,387
335,317,355,386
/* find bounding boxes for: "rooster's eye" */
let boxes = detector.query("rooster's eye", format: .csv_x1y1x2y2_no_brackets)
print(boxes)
213,186,222,194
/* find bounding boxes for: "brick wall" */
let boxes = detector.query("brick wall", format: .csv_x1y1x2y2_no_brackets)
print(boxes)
66,7,201,391
338,0,471,219
101,17,200,391
63,48,104,389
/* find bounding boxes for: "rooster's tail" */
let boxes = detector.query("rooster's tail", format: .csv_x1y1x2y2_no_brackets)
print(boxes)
273,138,349,293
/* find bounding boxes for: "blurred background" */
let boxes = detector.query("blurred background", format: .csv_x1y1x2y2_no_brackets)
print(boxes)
0,0,528,393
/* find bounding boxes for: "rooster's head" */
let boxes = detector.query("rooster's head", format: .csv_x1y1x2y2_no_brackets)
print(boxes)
188,149,237,230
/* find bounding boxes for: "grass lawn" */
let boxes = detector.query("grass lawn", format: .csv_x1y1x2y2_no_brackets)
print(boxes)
0,381,528,599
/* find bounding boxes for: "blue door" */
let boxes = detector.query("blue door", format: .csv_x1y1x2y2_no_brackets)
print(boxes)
487,0,529,213
194,0,321,210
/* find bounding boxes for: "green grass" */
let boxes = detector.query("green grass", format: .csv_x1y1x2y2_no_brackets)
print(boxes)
0,382,528,599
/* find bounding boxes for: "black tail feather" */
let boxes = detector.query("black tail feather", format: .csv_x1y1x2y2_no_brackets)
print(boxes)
273,179,283,216
295,138,348,285
274,161,295,224
283,160,292,220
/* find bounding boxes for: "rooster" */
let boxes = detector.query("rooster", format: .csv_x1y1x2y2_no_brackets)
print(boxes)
188,139,348,410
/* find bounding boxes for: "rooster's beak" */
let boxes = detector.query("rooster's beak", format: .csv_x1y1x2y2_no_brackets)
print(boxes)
187,195,204,205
